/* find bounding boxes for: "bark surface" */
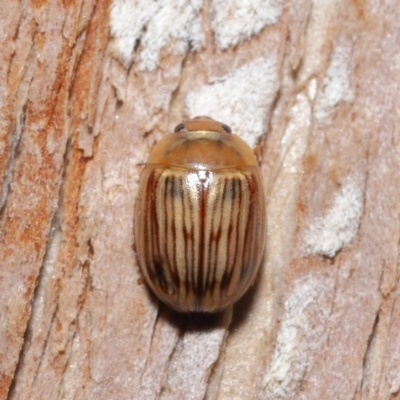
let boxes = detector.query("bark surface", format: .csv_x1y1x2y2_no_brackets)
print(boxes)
1,1,399,399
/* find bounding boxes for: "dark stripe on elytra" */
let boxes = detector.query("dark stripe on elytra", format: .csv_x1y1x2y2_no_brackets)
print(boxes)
214,177,227,292
239,173,252,282
219,176,239,291
216,178,228,290
177,175,186,296
242,173,257,281
171,176,182,292
178,175,188,298
154,173,167,292
196,172,207,303
223,177,237,291
146,171,158,284
222,176,242,293
152,172,163,282
215,176,233,295
188,177,196,297
170,176,178,290
224,178,246,290
143,173,151,273
145,173,153,282
187,176,194,299
218,176,230,293
155,173,169,293
218,179,231,294
205,175,223,294
250,175,263,271
162,175,171,291
207,171,219,295
153,173,163,293
182,177,190,299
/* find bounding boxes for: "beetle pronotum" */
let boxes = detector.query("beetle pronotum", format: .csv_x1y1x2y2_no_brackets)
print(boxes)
134,116,266,312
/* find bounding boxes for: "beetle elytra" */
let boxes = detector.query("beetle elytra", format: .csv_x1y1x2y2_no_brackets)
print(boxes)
134,116,266,312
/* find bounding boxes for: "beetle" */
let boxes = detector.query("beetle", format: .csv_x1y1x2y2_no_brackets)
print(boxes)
134,116,266,312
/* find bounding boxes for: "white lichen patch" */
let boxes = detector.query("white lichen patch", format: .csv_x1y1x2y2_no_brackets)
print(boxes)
210,0,283,49
299,0,338,81
303,175,363,257
314,43,354,120
110,0,204,70
262,274,333,399
280,91,312,174
185,58,278,147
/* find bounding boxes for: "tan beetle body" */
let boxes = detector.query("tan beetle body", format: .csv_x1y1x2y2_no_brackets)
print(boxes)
134,117,266,312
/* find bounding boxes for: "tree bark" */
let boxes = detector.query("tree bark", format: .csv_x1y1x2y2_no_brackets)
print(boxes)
1,0,400,399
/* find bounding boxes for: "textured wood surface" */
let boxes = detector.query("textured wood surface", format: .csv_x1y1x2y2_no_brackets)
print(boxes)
1,0,400,399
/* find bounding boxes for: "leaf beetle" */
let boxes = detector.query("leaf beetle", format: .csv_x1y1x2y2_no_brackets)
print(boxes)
134,116,266,312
